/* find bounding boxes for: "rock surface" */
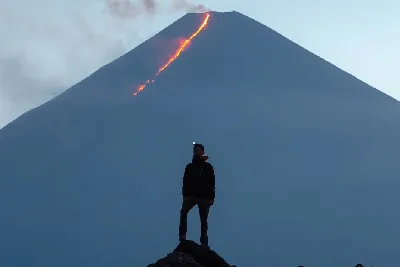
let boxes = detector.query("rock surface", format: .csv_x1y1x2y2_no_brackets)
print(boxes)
148,240,235,267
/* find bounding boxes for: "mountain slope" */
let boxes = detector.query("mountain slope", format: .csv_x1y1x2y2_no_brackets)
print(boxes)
0,11,399,267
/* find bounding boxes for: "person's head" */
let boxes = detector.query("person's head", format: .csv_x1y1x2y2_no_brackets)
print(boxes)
193,143,204,157
193,143,209,162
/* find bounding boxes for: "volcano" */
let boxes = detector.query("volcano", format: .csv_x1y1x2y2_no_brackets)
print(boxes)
0,11,399,267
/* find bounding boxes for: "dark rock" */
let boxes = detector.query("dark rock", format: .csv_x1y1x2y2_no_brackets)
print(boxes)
147,240,235,267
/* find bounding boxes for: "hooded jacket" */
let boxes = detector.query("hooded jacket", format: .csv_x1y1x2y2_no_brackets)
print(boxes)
182,155,215,199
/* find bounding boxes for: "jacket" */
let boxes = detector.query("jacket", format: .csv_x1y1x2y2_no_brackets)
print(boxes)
182,156,215,199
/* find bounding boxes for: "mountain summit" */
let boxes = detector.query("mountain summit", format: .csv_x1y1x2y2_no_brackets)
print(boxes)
1,11,399,267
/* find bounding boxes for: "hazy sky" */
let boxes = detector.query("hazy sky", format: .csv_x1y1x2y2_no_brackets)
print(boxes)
0,0,399,128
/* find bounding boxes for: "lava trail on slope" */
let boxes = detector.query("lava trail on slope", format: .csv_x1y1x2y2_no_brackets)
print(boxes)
133,12,210,96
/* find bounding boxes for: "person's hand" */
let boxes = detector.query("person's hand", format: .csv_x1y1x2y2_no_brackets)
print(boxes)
209,199,214,206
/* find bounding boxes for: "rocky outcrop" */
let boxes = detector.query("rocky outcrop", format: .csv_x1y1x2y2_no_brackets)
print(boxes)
147,240,236,267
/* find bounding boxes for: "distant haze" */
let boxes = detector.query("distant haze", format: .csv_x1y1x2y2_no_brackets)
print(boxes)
0,0,208,128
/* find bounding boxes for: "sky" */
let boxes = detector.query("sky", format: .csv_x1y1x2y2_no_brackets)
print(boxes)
0,0,399,128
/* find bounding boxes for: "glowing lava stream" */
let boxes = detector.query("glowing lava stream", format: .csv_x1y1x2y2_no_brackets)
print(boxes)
133,13,210,96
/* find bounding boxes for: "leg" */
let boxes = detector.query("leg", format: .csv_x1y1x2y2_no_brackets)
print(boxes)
178,197,196,240
197,198,210,245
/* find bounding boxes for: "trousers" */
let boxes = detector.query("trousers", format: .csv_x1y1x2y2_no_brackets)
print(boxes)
178,196,210,242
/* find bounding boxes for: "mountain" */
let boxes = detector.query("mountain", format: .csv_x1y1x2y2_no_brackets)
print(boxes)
1,10,399,267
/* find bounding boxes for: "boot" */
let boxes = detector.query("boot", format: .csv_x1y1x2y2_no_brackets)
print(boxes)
200,235,208,247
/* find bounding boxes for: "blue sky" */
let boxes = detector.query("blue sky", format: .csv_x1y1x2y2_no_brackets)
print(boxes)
0,0,399,128
198,0,400,100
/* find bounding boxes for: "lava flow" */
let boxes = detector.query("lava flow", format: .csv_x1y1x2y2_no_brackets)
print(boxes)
133,12,210,96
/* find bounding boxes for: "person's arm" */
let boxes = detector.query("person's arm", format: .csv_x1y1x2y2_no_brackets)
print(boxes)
182,164,191,197
208,163,215,200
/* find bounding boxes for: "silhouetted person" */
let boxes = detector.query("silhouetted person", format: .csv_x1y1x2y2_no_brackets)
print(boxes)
179,143,215,246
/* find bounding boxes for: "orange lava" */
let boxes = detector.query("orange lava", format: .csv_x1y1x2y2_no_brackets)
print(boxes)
133,12,210,96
